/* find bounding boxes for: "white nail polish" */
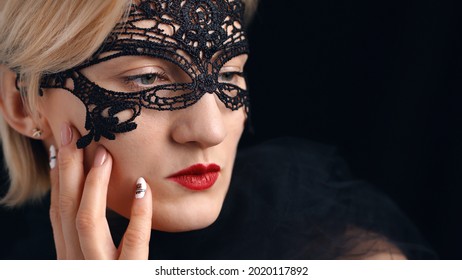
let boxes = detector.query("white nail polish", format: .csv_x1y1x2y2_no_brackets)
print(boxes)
135,177,147,199
49,145,57,169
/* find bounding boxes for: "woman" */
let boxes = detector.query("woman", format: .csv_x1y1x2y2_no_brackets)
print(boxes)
0,0,433,259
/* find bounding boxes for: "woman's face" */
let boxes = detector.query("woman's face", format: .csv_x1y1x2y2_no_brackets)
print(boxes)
39,53,248,232
36,0,249,232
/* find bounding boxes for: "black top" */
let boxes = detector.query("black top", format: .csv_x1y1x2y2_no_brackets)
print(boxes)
0,138,436,259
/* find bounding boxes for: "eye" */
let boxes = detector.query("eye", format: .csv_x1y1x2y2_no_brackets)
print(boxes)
124,72,169,91
218,71,242,82
218,71,245,87
137,74,159,85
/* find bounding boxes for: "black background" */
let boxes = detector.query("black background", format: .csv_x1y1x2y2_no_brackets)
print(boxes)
1,0,462,259
243,0,462,259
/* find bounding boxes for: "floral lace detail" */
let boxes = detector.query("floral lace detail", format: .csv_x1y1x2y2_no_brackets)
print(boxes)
41,0,249,148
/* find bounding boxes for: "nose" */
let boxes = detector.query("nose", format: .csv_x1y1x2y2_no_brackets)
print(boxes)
171,93,227,149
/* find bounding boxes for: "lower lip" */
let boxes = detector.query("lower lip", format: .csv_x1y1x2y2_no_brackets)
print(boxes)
168,172,219,190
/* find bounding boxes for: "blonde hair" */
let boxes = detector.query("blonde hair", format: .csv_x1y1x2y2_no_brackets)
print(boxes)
0,0,258,206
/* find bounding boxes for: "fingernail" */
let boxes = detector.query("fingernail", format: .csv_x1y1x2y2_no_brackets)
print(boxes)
93,146,107,167
49,145,57,169
135,177,147,199
60,123,72,146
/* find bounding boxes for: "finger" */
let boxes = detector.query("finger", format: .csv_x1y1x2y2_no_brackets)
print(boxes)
48,144,66,259
57,123,85,259
119,177,152,260
76,146,117,259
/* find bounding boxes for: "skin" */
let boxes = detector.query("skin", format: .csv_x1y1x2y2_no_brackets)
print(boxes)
0,56,407,260
0,53,248,259
0,8,407,261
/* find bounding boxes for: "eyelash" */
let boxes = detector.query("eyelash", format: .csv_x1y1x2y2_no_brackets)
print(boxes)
121,70,244,92
123,71,169,91
218,71,244,81
220,71,244,77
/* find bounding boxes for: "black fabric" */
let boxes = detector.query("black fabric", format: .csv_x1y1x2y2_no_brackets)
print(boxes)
0,138,435,259
110,137,435,259
0,198,56,260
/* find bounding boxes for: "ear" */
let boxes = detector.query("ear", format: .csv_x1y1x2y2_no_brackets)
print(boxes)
0,65,49,139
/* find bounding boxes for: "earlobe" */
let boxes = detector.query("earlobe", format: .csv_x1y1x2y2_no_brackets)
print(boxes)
0,65,47,139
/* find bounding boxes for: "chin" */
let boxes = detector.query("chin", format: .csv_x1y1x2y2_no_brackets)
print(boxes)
158,213,220,232
151,200,224,232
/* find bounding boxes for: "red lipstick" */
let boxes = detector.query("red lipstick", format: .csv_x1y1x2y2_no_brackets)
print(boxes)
167,163,220,190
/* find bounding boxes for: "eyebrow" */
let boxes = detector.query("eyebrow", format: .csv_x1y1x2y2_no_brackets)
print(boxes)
89,55,176,71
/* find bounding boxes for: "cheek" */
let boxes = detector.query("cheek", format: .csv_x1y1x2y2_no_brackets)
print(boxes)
39,88,88,145
95,113,173,209
104,109,244,227
228,110,246,142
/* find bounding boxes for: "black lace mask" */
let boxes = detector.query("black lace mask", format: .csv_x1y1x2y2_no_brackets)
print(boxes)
41,0,249,148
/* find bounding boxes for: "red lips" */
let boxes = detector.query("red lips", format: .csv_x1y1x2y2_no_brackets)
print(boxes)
167,163,220,190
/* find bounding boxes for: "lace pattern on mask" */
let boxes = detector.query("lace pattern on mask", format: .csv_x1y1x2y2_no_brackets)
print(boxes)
41,0,249,148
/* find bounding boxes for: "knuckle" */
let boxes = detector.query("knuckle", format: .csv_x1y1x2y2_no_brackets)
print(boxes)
84,173,104,188
49,206,60,225
57,148,78,170
58,195,77,217
123,228,150,248
75,211,97,234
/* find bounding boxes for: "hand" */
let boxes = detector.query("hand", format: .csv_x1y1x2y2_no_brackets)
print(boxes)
49,123,152,259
